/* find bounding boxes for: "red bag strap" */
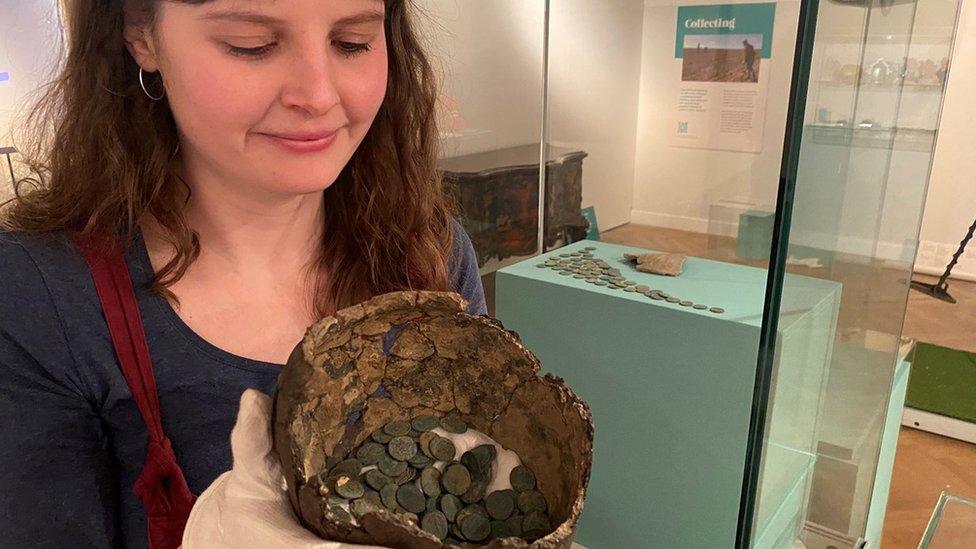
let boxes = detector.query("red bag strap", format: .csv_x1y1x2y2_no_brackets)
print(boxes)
76,235,196,549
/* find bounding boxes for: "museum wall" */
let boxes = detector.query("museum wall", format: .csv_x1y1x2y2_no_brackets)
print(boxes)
421,1,547,160
917,1,976,280
629,0,801,237
0,0,63,201
0,0,61,144
428,0,649,233
546,0,647,232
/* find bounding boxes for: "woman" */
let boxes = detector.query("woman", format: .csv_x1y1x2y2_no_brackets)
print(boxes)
0,0,486,547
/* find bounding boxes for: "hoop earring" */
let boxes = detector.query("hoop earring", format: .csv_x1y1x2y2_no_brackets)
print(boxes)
139,67,165,101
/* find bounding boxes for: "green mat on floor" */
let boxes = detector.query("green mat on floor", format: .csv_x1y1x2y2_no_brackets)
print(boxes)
905,342,976,424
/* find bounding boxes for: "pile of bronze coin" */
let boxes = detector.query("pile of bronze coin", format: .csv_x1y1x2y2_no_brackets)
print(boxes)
537,246,726,314
317,413,553,545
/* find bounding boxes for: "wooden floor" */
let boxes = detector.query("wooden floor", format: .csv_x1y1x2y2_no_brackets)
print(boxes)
885,274,976,548
882,427,976,548
903,273,976,354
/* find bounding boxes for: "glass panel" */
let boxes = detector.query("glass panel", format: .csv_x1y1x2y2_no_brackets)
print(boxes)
423,1,549,314
750,1,961,548
535,1,799,546
919,492,976,549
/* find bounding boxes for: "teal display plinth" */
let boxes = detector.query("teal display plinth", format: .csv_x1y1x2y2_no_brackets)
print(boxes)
864,345,913,545
737,209,775,260
495,241,841,548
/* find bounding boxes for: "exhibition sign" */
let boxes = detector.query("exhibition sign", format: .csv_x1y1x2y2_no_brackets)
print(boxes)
671,3,777,153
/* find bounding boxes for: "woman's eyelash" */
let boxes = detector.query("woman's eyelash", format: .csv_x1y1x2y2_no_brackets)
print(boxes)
226,41,372,59
228,43,276,58
336,41,372,57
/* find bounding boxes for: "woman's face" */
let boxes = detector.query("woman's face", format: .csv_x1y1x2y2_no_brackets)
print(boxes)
131,0,388,197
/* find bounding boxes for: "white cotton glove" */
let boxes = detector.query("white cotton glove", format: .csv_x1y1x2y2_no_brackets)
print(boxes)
181,389,385,549
182,390,589,549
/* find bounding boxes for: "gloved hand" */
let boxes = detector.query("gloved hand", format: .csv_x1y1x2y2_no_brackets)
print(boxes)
181,389,384,549
184,391,589,549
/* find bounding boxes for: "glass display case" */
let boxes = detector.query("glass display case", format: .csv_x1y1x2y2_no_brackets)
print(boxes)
424,0,961,547
755,1,960,548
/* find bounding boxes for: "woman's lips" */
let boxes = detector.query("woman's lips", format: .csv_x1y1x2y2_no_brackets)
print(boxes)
259,130,338,153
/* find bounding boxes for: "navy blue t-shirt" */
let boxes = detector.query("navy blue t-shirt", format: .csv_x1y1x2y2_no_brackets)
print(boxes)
0,223,486,548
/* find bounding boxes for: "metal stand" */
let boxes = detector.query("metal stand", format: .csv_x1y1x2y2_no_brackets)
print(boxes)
911,215,976,304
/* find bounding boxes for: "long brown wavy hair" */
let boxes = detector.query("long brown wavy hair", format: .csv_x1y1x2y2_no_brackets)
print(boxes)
2,0,455,316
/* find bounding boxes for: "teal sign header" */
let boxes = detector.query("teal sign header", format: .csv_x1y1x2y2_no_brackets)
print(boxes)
675,3,776,59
